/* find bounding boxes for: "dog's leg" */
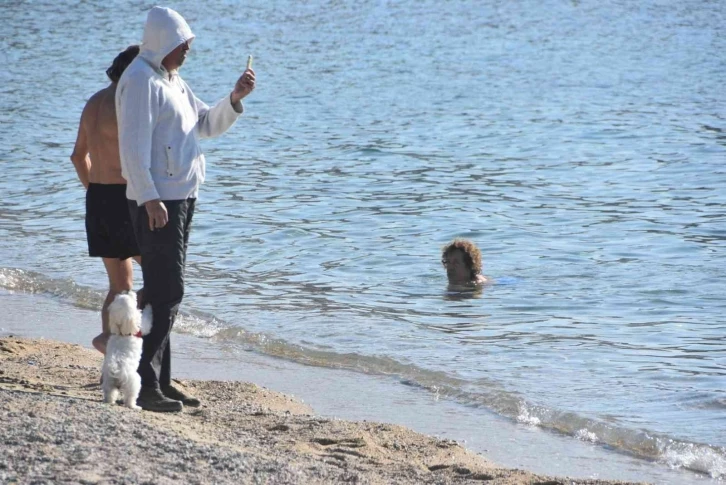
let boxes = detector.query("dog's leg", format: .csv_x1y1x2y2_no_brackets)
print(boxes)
123,373,142,410
103,377,119,404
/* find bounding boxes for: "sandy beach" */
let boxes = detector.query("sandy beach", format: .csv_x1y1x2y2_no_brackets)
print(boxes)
0,336,645,484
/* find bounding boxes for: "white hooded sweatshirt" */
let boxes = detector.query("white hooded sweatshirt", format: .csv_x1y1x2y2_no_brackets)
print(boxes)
116,6,242,205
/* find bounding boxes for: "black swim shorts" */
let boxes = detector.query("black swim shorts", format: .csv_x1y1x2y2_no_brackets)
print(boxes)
85,183,140,260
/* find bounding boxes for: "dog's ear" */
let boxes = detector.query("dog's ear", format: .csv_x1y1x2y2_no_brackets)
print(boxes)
117,312,140,336
107,315,122,335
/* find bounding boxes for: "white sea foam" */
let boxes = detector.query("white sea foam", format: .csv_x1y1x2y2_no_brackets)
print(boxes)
661,440,726,479
576,428,599,443
174,314,225,338
516,403,541,426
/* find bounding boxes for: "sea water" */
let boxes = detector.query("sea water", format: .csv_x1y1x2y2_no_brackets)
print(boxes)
1,0,724,482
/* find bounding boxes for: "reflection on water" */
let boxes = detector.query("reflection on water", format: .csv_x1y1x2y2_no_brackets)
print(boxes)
443,285,485,301
1,0,725,480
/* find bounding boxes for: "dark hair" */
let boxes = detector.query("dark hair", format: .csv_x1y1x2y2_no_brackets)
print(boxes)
442,239,483,280
106,45,140,83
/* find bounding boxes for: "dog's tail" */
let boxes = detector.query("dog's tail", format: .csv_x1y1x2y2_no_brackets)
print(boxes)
141,304,153,336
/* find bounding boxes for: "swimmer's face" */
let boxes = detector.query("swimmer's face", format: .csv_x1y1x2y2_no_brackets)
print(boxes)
442,249,471,284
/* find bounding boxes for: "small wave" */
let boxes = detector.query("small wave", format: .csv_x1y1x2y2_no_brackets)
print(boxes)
662,441,726,479
0,268,103,311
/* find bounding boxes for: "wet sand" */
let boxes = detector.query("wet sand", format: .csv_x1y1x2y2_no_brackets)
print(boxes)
0,336,645,484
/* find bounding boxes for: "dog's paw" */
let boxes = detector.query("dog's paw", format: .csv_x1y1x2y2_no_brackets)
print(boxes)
126,403,142,411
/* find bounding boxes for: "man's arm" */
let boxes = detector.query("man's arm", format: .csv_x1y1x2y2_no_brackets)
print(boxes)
116,74,160,205
70,105,92,189
193,92,242,139
193,68,255,139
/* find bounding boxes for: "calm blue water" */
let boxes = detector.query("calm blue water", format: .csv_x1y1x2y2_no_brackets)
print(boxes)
1,0,724,480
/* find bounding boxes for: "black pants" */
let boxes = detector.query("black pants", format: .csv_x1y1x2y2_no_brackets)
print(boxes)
128,198,196,389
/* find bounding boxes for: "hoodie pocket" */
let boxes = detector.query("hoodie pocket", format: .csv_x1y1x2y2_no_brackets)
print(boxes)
165,145,176,177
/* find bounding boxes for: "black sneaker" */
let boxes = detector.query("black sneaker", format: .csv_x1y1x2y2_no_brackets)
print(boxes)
137,386,183,413
161,383,201,407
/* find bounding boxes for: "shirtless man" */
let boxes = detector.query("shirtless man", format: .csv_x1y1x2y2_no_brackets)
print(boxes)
70,45,141,354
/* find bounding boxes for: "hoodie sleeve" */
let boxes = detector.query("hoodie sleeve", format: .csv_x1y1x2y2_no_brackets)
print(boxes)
189,83,242,139
116,73,161,205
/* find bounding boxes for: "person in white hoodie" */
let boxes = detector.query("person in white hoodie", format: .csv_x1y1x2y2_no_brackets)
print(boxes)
116,6,255,412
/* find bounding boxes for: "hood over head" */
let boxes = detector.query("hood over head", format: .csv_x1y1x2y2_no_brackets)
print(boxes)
140,6,195,69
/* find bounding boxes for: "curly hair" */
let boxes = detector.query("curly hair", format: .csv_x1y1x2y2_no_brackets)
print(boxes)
106,45,140,83
441,239,483,280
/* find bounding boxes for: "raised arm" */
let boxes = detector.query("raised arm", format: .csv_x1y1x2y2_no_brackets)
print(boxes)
193,91,243,139
70,104,92,189
193,68,255,139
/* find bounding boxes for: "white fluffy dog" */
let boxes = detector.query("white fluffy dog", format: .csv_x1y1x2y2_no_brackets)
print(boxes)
102,291,152,410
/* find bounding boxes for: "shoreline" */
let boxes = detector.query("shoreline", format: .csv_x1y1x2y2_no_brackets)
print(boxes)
0,335,643,485
0,288,712,484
